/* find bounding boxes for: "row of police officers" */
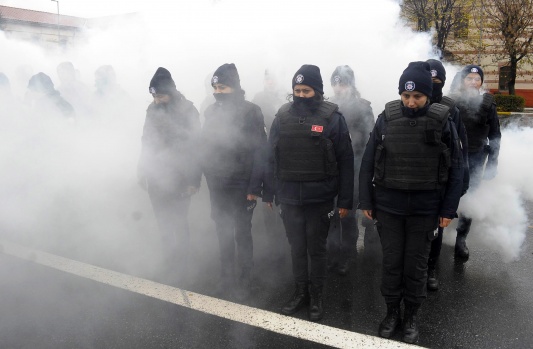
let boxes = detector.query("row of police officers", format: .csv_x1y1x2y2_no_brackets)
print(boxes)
137,60,500,344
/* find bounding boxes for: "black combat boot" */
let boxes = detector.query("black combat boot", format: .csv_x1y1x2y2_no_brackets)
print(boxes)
378,301,401,338
215,265,235,298
337,263,348,276
337,258,349,276
234,267,252,301
455,218,471,260
427,266,439,291
455,233,470,260
308,284,324,322
402,301,420,344
281,282,309,315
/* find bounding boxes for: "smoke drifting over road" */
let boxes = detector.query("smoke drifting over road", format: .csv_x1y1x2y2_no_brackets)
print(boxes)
452,126,533,262
0,0,530,284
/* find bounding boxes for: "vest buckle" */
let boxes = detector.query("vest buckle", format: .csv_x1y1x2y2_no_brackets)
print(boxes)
299,117,306,124
409,120,417,126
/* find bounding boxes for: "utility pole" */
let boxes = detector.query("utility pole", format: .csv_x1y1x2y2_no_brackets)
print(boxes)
51,0,59,45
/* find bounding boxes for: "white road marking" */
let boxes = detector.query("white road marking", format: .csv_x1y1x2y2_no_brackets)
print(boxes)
0,240,421,349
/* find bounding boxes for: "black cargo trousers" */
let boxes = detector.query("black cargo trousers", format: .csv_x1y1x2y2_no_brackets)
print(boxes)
209,187,256,276
376,210,439,304
280,200,335,288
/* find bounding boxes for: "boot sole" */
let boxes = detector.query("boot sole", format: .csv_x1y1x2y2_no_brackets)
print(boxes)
378,327,398,338
378,322,401,338
427,282,439,291
403,334,419,344
308,314,323,322
378,329,396,338
454,251,470,260
281,301,309,315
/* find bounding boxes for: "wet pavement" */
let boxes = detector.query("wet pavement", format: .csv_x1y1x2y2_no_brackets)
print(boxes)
1,199,532,348
1,118,533,349
499,113,533,128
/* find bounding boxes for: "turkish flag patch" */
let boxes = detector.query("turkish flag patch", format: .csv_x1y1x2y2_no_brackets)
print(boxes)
311,125,323,132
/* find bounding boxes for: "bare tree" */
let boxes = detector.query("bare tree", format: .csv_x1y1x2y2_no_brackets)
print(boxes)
432,0,473,53
401,0,431,32
401,0,474,57
482,0,533,94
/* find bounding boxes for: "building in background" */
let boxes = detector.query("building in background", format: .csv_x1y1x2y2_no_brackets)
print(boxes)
0,5,87,50
0,5,137,52
401,0,533,107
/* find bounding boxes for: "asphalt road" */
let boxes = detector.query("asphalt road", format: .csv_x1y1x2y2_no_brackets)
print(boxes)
1,199,532,349
0,120,532,349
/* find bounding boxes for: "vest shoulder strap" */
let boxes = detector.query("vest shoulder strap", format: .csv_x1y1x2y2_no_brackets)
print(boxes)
318,100,339,118
481,93,494,112
440,96,456,111
239,100,257,115
427,103,450,123
276,102,292,116
384,100,402,121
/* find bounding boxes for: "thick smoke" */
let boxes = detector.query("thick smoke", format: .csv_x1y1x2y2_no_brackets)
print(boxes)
0,0,530,286
444,126,533,262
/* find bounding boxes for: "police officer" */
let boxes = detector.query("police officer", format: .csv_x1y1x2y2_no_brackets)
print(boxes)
425,59,470,290
26,72,75,120
327,65,376,275
449,65,501,260
264,64,354,322
201,63,267,300
252,69,286,133
251,69,287,266
138,67,201,284
359,61,463,343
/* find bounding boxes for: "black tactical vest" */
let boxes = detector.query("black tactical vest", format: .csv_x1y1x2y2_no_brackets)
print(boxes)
373,100,451,191
439,96,456,113
275,101,339,181
456,93,493,153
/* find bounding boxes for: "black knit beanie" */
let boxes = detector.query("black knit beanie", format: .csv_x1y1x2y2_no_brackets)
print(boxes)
28,72,55,93
461,64,484,83
292,64,323,94
426,59,447,85
149,67,176,94
330,65,355,87
398,61,433,97
211,63,241,90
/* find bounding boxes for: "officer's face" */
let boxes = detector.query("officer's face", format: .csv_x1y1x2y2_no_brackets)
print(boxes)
264,77,277,92
293,84,315,98
463,73,482,90
153,93,170,104
400,91,428,111
213,83,234,94
332,83,351,99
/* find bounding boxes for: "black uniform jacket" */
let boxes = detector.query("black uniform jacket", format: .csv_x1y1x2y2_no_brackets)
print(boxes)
358,102,464,219
263,102,355,209
138,94,201,194
201,93,267,196
447,105,470,194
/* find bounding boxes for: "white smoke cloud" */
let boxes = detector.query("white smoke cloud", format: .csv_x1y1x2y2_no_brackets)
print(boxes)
1,0,530,275
446,126,533,262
